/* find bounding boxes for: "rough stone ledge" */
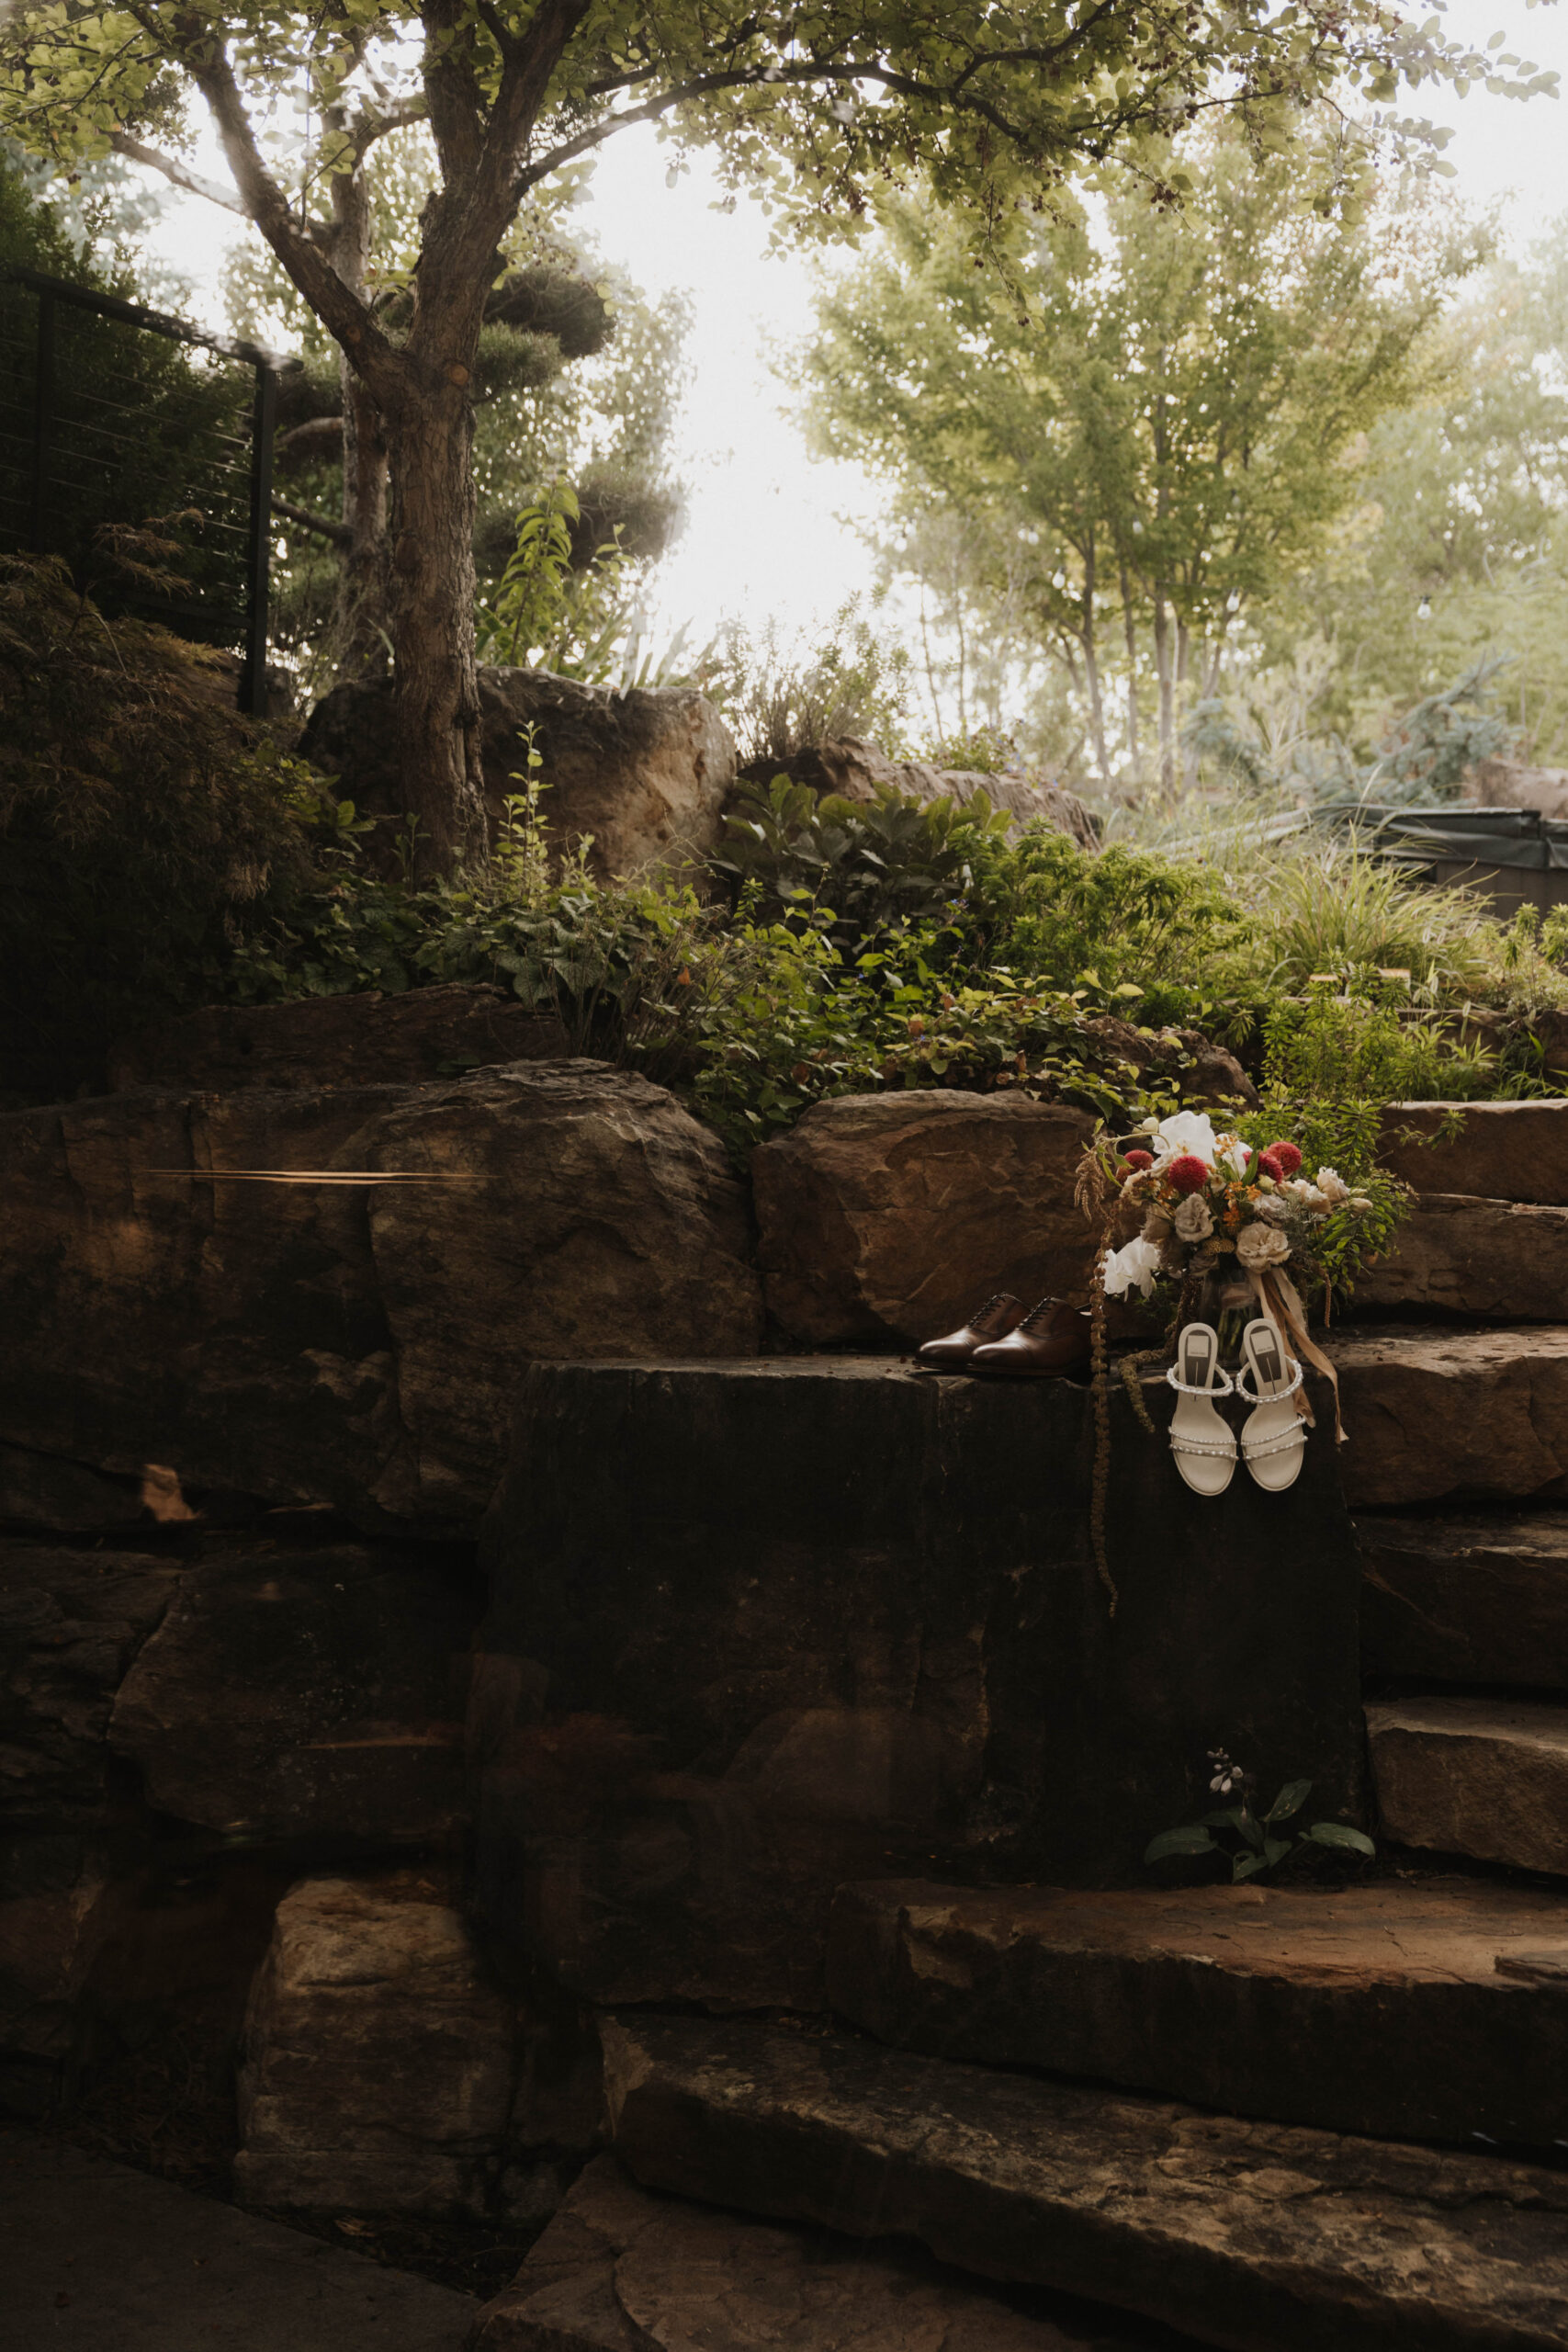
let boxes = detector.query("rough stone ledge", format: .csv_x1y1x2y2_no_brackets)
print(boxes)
1328,1324,1568,1508
826,1875,1568,2146
602,2012,1568,2352
471,2151,1174,2351
1366,1697,1568,1876
1356,1510,1568,1686
1378,1100,1568,1206
1353,1193,1568,1321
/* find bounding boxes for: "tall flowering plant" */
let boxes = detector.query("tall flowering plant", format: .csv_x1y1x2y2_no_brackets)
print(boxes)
1100,1111,1378,1306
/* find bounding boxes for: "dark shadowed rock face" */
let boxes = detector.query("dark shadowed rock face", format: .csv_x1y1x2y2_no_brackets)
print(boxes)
1329,1325,1568,1508
299,670,737,883
600,2013,1568,2352
750,1092,1099,1345
0,1063,761,1531
108,986,569,1093
107,1547,480,1843
1366,1697,1568,1876
471,2153,1172,2352
235,1874,518,2217
474,1357,1362,2008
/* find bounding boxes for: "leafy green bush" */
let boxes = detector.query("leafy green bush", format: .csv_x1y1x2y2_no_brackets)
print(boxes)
713,773,1010,942
0,550,315,1094
711,598,914,766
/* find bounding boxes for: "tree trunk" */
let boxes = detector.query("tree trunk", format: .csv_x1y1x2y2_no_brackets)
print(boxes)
1153,584,1175,799
385,381,490,874
1080,541,1111,785
1119,560,1141,773
321,144,390,683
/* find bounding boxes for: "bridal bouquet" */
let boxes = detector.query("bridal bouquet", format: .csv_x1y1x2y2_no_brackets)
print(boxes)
1100,1112,1376,1306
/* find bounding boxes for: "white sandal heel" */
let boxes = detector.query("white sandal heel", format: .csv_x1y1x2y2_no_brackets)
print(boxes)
1236,1318,1307,1492
1166,1322,1236,1497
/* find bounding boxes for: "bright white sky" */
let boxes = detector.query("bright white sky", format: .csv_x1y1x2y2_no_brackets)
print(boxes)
138,0,1568,649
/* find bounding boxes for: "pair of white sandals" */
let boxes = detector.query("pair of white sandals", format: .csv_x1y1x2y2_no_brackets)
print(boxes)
1166,1319,1307,1495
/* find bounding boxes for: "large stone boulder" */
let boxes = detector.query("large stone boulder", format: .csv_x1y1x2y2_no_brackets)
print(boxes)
1468,757,1568,822
299,670,737,883
0,1063,761,1531
1328,1325,1568,1508
107,1546,480,1844
473,1357,1361,2009
750,1092,1098,1346
1366,1697,1568,1876
235,1875,518,2215
107,985,569,1093
1358,1511,1568,1685
739,738,1100,848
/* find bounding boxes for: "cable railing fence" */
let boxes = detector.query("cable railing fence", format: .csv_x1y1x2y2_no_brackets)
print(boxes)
0,266,297,714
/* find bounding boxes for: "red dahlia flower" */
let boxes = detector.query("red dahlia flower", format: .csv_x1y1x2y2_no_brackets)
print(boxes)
1122,1148,1154,1170
1167,1154,1210,1194
1256,1150,1285,1182
1266,1140,1303,1176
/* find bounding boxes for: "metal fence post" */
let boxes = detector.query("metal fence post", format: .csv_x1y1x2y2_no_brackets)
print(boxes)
242,362,278,717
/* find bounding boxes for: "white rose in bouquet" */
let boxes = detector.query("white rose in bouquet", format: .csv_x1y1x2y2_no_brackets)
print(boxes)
1257,1193,1291,1223
1172,1193,1214,1241
1316,1166,1350,1206
1236,1220,1292,1270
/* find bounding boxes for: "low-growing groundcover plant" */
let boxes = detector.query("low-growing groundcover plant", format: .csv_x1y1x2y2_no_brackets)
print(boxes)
1145,1750,1376,1884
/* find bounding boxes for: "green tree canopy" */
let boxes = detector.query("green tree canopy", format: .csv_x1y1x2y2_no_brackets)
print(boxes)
797,123,1489,795
1,0,1550,867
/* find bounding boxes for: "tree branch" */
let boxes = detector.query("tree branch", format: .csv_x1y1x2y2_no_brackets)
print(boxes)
174,28,403,406
272,494,352,546
108,131,247,215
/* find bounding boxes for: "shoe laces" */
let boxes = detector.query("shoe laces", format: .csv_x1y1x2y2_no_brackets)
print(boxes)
1019,1295,1061,1331
973,1292,1014,1325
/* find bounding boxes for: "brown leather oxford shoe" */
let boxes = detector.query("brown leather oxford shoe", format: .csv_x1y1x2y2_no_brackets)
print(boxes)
916,1291,1025,1368
970,1295,1091,1376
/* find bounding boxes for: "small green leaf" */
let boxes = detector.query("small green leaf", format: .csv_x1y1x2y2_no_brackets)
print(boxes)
1304,1822,1376,1856
1233,1851,1269,1882
1263,1837,1293,1867
1266,1779,1313,1823
1144,1825,1217,1864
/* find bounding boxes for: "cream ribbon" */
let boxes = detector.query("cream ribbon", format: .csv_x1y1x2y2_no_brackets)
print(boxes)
1246,1266,1346,1443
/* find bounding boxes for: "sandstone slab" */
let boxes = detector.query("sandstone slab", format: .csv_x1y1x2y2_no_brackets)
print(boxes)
1358,1512,1568,1684
827,1876,1568,2147
301,670,737,883
0,1064,760,1531
750,1091,1098,1345
475,1357,1360,2007
0,1447,149,1534
1378,1100,1568,1204
1367,1697,1568,1875
1353,1193,1568,1319
472,2152,1168,2352
107,984,569,1093
107,1545,479,1843
1327,1325,1568,1507
235,1875,517,2216
738,737,1102,847
603,2013,1568,2352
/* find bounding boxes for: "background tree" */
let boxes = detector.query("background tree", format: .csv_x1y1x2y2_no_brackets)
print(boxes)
799,124,1487,796
1258,222,1568,768
1,0,1544,867
225,143,690,693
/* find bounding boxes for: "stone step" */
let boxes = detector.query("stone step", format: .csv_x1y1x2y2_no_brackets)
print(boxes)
1328,1325,1568,1507
472,2152,1179,2352
600,2013,1568,2352
1352,1193,1568,1320
1367,1697,1568,1875
1378,1099,1568,1204
1357,1511,1568,1685
825,1876,1568,2146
